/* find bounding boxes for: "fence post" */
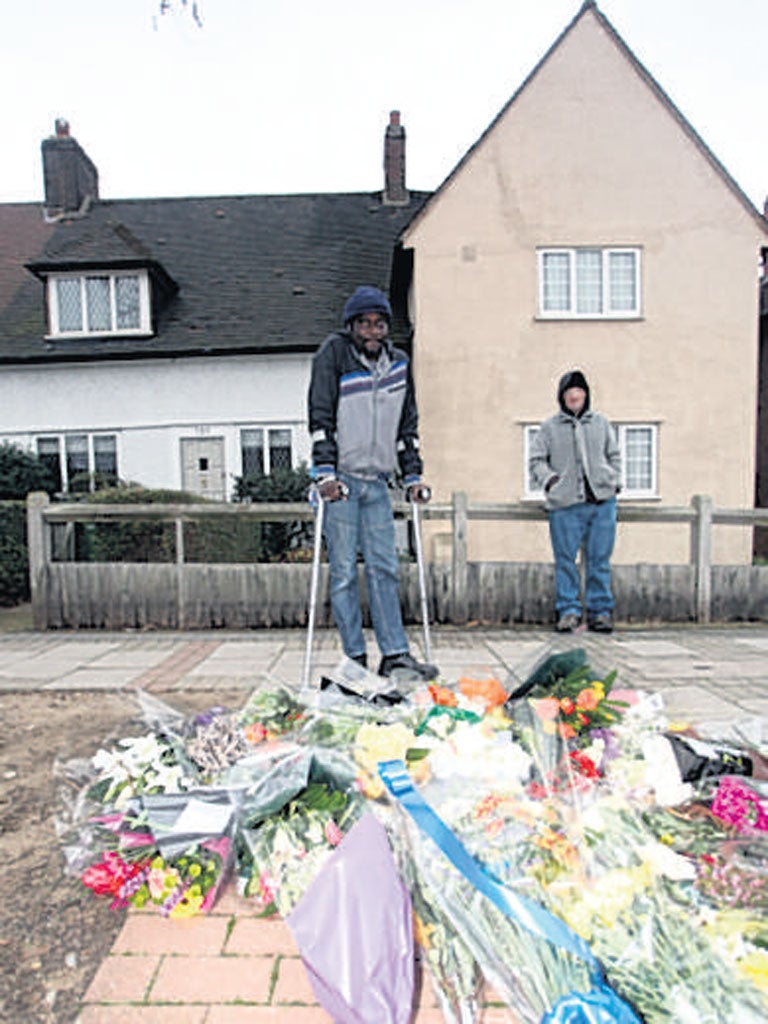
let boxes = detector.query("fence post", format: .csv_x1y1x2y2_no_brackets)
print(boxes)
452,491,468,625
26,491,51,629
175,516,186,629
690,494,712,623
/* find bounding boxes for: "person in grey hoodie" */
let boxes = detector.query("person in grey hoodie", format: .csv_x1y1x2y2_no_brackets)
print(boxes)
529,370,621,633
307,285,438,680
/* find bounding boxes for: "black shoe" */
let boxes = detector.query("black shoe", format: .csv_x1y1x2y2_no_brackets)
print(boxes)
555,613,580,633
349,652,367,668
378,652,439,681
588,613,613,634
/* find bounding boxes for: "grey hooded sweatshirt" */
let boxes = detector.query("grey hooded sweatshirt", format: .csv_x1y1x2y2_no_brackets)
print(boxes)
528,370,621,511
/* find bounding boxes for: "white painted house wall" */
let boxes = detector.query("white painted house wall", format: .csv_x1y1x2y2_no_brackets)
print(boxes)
0,352,313,498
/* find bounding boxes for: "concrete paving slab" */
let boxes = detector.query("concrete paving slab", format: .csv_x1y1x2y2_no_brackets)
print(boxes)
705,660,768,679
655,685,753,722
90,646,188,668
618,640,697,657
735,637,768,650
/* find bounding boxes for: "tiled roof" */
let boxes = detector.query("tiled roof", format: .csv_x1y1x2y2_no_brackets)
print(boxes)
0,190,429,364
0,204,55,313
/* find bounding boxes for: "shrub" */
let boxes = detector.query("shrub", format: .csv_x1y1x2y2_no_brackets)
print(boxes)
0,502,29,605
69,486,263,564
0,443,56,500
69,486,200,563
234,465,313,561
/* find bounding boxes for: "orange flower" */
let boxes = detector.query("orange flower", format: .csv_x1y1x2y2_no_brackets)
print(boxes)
558,722,577,740
533,697,560,721
428,683,458,707
458,676,507,709
576,688,599,712
559,697,575,715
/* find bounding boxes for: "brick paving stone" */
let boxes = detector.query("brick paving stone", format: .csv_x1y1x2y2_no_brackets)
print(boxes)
150,953,273,1003
272,955,321,1005
225,916,300,956
208,1008,332,1023
83,954,160,1002
79,1007,207,1023
111,913,232,956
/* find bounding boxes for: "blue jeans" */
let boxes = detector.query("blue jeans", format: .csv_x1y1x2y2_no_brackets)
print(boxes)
321,473,409,659
548,498,617,618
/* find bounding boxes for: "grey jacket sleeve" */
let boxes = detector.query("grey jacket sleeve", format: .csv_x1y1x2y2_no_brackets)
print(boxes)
528,422,555,490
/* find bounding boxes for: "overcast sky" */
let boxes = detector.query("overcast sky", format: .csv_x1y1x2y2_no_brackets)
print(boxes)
3,0,767,211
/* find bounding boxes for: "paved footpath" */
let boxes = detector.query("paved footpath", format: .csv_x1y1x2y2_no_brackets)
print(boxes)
4,623,768,1023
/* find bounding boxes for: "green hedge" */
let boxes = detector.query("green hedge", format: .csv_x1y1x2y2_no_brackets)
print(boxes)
0,502,29,606
234,465,313,561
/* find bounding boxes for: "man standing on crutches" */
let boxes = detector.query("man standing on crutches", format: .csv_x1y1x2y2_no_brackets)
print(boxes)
306,285,438,682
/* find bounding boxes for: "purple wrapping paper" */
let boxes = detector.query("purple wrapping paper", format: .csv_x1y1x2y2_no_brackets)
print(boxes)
286,812,415,1023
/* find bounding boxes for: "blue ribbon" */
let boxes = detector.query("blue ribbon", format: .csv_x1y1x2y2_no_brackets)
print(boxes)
378,758,642,1024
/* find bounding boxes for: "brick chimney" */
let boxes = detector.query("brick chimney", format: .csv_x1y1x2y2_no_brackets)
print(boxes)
41,119,99,218
383,110,408,206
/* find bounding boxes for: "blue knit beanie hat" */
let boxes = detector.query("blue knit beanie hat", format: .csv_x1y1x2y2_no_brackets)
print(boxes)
342,285,392,326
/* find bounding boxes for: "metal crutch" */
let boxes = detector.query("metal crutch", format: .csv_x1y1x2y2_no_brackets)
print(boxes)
302,489,325,690
411,493,433,664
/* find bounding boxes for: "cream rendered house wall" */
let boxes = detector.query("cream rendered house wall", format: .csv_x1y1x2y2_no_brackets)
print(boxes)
404,8,767,565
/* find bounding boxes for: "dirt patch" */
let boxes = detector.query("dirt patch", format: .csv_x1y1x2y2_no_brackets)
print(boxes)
0,687,244,1023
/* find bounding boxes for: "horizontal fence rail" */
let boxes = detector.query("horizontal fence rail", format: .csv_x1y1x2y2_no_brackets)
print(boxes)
26,491,768,630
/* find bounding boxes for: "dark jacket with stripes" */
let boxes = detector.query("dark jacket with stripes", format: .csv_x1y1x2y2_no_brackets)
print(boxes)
308,330,423,484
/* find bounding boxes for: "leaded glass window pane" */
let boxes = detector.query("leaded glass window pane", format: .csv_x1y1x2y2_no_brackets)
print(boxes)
542,253,570,311
85,277,111,332
575,249,602,314
624,426,653,490
115,276,141,329
609,252,637,312
268,429,292,472
241,429,265,477
56,279,82,332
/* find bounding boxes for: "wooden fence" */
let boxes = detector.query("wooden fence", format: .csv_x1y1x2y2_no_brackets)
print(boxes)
26,491,768,630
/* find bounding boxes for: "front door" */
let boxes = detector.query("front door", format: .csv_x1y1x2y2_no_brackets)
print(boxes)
180,437,226,500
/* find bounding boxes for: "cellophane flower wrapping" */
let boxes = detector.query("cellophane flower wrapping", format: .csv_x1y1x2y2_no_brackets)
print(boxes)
78,787,241,916
237,745,366,915
286,812,415,1024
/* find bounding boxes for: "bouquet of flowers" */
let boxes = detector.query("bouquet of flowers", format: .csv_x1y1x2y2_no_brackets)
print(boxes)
77,786,240,917
241,771,365,916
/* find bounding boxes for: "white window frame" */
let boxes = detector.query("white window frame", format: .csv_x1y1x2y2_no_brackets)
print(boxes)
616,423,658,499
46,270,151,338
240,426,294,477
35,432,119,493
537,247,641,319
523,424,544,499
522,422,658,500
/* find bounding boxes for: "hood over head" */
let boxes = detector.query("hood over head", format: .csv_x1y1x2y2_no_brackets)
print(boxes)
557,369,591,416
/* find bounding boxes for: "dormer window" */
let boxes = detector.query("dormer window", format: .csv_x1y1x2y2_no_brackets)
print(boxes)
47,270,151,337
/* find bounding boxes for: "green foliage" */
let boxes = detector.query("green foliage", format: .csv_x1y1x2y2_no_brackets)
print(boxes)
234,465,313,561
70,486,262,564
0,443,56,500
70,486,203,563
0,502,29,606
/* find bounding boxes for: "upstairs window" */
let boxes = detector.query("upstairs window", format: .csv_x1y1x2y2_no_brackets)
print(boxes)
538,247,641,318
47,271,151,337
